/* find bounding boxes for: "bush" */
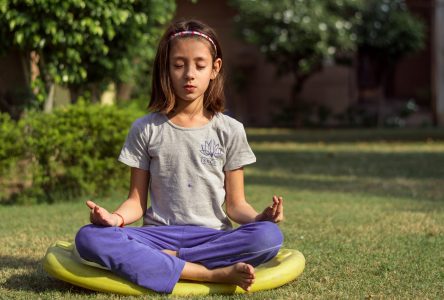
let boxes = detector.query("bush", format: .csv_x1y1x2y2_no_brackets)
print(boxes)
1,102,145,204
0,114,26,200
0,114,24,174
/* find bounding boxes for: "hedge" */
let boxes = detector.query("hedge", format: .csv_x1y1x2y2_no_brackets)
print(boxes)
0,102,144,204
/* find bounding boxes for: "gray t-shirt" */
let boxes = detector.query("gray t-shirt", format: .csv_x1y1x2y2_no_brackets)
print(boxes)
118,112,256,230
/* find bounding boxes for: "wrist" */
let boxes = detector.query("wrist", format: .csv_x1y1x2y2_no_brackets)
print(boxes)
112,212,125,227
254,213,263,222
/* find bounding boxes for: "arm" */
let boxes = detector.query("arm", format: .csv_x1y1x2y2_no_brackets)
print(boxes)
225,168,259,224
225,168,284,224
87,167,149,226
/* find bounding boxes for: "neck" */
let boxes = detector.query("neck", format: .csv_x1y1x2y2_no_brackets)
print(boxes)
166,96,213,128
172,96,206,119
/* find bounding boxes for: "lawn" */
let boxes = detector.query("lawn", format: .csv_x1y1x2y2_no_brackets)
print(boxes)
1,129,443,299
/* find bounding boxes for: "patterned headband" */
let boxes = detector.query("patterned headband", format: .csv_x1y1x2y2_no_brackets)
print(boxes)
169,30,218,54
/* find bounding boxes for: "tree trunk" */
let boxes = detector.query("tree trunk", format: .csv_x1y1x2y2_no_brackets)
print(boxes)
90,83,100,103
291,68,315,127
38,54,57,113
43,83,55,113
357,47,392,127
116,82,134,101
69,85,81,104
19,51,31,87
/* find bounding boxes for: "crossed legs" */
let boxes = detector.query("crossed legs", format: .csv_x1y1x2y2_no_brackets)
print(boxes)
75,221,283,293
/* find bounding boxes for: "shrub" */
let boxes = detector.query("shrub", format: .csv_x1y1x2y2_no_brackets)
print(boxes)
2,102,145,204
0,113,24,174
0,113,26,200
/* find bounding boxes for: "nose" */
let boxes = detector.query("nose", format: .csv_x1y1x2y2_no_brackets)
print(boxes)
185,66,195,80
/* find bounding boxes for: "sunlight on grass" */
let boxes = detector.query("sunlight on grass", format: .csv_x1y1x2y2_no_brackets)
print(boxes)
1,129,443,299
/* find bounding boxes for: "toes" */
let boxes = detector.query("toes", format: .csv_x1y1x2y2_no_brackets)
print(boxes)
237,263,249,274
244,264,255,275
240,279,255,291
242,264,250,272
241,272,255,279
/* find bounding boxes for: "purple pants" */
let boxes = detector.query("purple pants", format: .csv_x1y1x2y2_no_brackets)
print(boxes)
75,221,283,293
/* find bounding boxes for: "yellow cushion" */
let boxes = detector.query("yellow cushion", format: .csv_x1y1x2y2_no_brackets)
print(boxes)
43,241,305,295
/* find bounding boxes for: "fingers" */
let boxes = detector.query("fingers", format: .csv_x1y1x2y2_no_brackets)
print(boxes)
87,200,105,219
87,200,112,226
270,195,278,216
87,200,98,224
89,204,100,224
86,200,96,209
273,196,284,223
270,196,284,223
273,195,279,205
258,195,284,223
94,206,108,221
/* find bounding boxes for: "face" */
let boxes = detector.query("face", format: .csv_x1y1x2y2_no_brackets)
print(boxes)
169,37,221,105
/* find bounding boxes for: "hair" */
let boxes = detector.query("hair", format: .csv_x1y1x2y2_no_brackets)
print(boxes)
149,19,225,115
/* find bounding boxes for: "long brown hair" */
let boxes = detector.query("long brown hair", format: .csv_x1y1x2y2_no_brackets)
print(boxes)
149,19,225,115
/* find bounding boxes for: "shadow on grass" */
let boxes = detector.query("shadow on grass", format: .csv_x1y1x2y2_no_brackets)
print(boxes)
247,150,444,203
247,129,444,144
248,174,444,205
253,151,444,180
0,255,93,295
0,255,38,270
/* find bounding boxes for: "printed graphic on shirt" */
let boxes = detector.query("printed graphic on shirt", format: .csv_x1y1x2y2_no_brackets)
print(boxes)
200,139,224,167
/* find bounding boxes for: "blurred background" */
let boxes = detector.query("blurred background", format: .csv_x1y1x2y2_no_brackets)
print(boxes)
1,0,444,204
1,0,443,128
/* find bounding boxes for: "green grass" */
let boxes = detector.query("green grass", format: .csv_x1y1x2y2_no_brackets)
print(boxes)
1,129,444,299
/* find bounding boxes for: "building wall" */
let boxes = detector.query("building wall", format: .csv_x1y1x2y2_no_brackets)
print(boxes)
393,0,432,106
434,0,444,125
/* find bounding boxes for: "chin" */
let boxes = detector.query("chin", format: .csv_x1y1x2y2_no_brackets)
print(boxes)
179,95,203,102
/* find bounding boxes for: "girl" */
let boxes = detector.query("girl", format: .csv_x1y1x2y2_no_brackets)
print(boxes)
75,19,284,294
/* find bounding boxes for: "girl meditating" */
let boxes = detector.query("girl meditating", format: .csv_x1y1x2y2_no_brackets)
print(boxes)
75,19,284,294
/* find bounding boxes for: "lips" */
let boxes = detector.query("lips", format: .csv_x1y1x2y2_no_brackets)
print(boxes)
184,85,196,92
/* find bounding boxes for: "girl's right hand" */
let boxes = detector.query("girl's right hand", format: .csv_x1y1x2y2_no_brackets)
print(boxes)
86,200,119,227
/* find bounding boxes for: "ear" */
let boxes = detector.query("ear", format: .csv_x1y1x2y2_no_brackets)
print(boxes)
211,58,222,80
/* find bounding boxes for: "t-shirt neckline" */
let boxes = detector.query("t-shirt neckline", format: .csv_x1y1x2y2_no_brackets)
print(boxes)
162,112,217,131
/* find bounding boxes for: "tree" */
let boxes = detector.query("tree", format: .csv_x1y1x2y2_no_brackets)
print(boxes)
0,0,175,112
355,0,425,99
229,0,360,125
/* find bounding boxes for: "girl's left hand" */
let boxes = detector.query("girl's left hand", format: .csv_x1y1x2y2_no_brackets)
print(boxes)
256,195,284,223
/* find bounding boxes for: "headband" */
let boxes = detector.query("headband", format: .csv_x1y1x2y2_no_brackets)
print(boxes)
170,30,218,54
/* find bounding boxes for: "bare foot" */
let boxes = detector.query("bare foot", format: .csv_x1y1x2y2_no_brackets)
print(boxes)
178,257,256,291
211,262,256,291
161,249,177,257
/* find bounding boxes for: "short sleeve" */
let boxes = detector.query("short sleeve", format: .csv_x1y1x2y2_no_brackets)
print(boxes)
118,119,150,170
224,123,256,171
